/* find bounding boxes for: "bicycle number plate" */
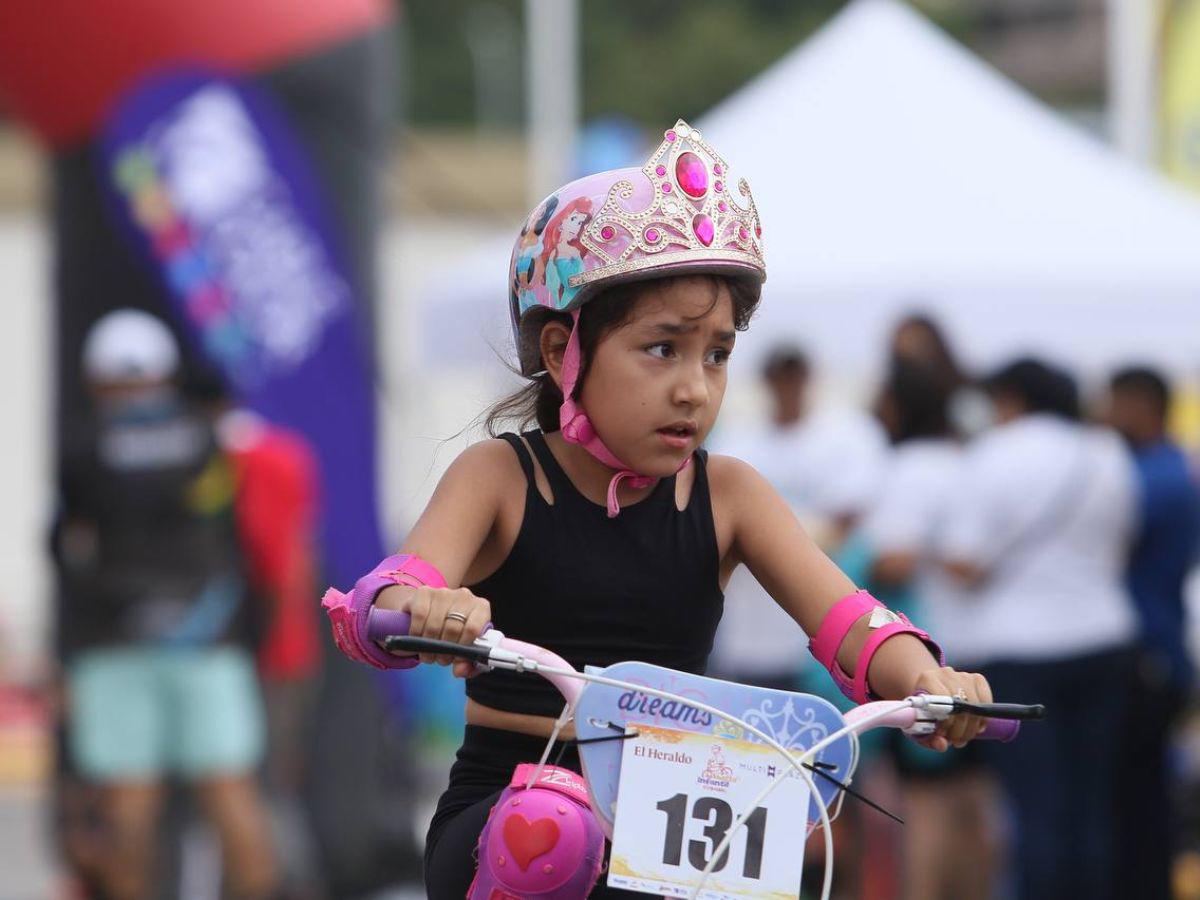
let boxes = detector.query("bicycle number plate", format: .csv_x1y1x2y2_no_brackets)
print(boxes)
608,725,809,898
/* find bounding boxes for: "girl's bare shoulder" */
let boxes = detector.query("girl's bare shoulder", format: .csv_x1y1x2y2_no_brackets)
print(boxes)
441,437,528,487
704,452,784,522
705,452,768,494
417,437,528,531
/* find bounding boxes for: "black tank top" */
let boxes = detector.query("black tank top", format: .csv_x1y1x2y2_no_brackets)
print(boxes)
465,431,725,717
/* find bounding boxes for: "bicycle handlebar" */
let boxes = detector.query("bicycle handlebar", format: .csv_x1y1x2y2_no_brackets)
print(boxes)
381,633,495,664
369,608,1041,742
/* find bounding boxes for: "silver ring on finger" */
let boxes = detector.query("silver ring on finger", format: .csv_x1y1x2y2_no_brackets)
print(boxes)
954,688,968,701
445,611,469,625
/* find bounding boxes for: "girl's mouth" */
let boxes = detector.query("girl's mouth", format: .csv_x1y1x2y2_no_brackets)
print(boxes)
657,424,696,449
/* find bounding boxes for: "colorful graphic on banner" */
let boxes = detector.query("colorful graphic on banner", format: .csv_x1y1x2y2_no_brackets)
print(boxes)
1162,0,1200,192
99,70,384,584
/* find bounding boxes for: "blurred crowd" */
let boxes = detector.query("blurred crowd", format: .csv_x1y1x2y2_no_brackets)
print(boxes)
710,313,1200,900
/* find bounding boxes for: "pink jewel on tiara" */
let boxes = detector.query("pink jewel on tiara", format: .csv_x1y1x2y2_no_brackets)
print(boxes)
714,181,724,193
576,118,764,285
755,222,762,237
675,152,708,198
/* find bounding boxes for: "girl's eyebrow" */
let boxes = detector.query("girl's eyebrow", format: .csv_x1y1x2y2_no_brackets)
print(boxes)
645,321,736,342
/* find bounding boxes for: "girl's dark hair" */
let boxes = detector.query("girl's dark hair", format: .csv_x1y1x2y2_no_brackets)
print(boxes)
877,360,953,444
485,274,760,436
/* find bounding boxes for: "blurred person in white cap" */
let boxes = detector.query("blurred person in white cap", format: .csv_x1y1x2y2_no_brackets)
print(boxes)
81,307,182,386
52,308,279,900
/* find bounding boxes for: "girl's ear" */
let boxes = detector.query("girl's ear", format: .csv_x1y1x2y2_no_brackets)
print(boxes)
540,320,573,392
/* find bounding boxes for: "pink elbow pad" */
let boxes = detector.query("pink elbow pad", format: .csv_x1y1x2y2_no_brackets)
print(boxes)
809,589,944,705
321,554,447,670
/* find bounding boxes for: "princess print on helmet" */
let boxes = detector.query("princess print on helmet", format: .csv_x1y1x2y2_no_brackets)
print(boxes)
541,196,594,308
512,194,559,313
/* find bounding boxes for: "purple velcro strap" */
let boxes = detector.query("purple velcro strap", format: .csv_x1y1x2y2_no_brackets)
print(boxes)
320,553,447,670
366,607,413,644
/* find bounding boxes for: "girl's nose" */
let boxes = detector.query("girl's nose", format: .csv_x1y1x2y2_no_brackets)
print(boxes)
673,362,709,407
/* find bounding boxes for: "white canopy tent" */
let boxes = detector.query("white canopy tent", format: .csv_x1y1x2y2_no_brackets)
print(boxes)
417,0,1200,383
700,0,1200,379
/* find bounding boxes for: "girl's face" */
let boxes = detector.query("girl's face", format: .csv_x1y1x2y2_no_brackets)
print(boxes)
579,277,736,476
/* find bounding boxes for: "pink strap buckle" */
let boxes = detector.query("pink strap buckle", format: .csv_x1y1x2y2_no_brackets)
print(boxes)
809,590,944,704
558,310,688,517
509,764,592,808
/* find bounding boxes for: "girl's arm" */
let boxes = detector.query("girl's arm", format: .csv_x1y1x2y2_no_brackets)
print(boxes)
712,455,991,749
374,439,521,676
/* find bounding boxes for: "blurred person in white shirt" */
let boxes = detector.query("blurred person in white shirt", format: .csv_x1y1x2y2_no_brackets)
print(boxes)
858,361,997,900
709,343,887,688
939,357,1138,900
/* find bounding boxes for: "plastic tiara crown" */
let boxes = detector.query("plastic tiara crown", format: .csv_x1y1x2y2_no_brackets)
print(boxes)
570,119,765,291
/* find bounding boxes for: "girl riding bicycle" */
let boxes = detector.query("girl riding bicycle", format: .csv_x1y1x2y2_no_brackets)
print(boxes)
324,121,994,898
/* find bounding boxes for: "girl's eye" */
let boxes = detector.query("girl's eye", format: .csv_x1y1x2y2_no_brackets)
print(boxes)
646,342,674,359
707,348,732,366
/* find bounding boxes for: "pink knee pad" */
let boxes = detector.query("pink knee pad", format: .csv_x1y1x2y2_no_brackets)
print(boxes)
468,764,605,899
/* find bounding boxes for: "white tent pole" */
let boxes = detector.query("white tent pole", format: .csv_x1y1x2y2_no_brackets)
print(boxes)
1107,0,1160,164
525,0,580,205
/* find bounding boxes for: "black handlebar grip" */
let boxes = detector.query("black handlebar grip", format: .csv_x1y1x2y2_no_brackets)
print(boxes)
381,635,494,665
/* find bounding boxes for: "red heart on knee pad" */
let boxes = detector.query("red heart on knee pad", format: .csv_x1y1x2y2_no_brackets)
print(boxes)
502,814,561,871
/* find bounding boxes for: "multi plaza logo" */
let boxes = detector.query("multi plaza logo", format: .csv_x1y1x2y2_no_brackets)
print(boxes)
738,759,802,781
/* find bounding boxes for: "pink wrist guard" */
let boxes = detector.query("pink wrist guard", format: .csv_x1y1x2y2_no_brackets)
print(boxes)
809,589,944,705
321,554,446,670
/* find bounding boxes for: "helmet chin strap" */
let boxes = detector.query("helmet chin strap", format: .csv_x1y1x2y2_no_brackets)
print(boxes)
558,310,690,517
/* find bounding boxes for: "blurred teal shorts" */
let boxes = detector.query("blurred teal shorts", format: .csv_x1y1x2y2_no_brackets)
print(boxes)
68,645,264,782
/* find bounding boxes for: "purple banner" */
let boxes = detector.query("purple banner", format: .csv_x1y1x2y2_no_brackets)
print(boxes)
99,69,384,585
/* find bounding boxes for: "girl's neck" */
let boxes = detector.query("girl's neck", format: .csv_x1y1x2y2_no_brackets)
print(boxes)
543,430,659,508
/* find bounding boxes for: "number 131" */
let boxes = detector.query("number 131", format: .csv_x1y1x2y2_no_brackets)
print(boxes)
655,793,767,879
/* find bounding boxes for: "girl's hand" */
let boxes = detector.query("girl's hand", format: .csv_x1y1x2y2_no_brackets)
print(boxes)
376,584,492,678
910,667,993,752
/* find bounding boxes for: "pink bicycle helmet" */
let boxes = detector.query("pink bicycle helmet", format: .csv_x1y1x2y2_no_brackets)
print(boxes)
506,119,767,515
509,118,766,376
